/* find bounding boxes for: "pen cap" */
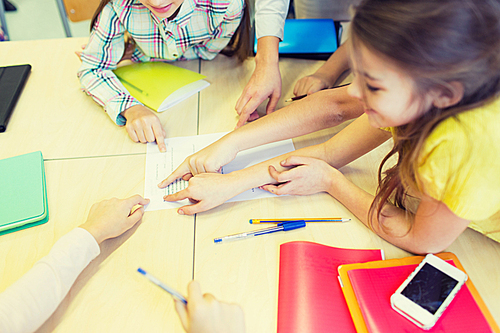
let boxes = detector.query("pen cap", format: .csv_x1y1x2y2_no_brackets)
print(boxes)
280,220,306,231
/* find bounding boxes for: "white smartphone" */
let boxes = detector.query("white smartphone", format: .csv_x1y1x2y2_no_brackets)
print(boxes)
390,254,468,330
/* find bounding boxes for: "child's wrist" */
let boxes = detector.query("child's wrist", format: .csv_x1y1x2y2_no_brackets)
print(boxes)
121,105,137,120
121,105,150,120
255,53,279,67
325,168,346,197
80,222,106,245
227,168,259,194
255,36,280,66
313,68,336,88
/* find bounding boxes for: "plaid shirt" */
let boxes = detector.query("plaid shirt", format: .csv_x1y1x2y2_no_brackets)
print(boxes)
78,0,244,125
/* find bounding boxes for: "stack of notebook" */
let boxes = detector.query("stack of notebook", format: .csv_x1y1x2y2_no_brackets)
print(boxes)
277,241,500,333
0,151,49,236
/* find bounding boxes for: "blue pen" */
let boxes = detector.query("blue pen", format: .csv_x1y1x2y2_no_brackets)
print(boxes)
214,220,306,243
137,268,187,304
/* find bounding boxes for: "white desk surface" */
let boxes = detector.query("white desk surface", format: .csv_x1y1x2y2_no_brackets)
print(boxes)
0,43,499,332
193,132,500,332
196,55,500,332
0,38,199,160
199,55,326,134
0,155,193,333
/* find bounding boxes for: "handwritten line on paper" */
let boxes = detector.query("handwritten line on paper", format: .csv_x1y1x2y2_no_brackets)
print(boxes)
165,178,189,195
144,132,295,211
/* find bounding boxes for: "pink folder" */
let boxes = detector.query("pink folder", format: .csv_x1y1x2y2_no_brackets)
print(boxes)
348,263,495,333
277,241,384,333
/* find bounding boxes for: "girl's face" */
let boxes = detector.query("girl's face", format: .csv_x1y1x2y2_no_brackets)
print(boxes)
140,0,184,20
347,41,434,128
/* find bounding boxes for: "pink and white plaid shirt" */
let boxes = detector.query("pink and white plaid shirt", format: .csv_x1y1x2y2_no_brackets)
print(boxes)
78,0,244,125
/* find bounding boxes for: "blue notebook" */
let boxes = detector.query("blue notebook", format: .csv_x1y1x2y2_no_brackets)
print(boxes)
255,19,338,60
0,151,49,236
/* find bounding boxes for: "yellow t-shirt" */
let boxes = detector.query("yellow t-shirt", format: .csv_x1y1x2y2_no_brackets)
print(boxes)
416,97,500,242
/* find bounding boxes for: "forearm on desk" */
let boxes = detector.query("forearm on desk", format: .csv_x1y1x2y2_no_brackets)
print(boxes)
321,114,391,169
224,85,363,154
321,115,468,253
78,68,142,125
227,143,330,193
0,228,100,333
328,176,470,254
78,20,140,126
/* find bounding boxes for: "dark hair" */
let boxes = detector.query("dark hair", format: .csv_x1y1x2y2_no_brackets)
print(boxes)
350,0,500,230
91,0,251,62
219,0,251,62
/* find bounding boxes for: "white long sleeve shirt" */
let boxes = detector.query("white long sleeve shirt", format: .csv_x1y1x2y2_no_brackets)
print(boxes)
0,228,100,333
255,0,290,40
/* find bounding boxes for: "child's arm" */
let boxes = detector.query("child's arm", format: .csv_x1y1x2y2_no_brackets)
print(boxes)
235,36,281,128
261,114,471,254
162,114,389,215
321,174,470,254
293,43,351,96
77,3,138,124
77,3,165,150
159,85,363,187
0,196,148,333
234,0,289,127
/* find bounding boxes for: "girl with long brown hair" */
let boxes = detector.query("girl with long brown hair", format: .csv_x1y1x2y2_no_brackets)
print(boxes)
159,0,500,254
78,0,250,152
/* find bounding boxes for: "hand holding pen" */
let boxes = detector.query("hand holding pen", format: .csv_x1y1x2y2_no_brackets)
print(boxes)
175,281,246,333
286,83,351,102
137,271,246,333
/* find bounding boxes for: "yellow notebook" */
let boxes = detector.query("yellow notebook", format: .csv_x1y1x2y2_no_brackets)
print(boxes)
113,62,209,112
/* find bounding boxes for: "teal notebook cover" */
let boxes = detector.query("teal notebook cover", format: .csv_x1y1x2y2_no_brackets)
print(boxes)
0,151,48,235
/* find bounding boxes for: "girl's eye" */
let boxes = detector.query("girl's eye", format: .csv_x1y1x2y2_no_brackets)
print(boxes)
366,84,380,92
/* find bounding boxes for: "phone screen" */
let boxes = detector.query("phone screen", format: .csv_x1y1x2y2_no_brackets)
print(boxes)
401,263,458,314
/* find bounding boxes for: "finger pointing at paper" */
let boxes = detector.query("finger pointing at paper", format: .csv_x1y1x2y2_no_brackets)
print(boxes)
163,173,245,215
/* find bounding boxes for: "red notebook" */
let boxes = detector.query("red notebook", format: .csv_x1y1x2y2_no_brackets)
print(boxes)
277,241,384,333
347,261,498,333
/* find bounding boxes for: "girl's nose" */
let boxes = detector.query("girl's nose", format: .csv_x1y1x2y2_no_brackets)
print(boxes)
347,76,362,101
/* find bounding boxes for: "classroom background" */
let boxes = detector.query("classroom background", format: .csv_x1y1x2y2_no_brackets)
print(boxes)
1,0,88,40
1,0,352,42
2,0,499,332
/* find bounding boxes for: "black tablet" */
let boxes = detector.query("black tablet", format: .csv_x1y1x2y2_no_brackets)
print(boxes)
0,64,31,132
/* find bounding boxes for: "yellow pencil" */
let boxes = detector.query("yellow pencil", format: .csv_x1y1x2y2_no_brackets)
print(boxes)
249,218,351,224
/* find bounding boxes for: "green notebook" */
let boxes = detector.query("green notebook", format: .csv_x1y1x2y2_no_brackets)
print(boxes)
0,151,49,236
113,62,210,112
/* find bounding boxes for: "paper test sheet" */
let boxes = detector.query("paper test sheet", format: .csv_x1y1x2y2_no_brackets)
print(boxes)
144,132,295,211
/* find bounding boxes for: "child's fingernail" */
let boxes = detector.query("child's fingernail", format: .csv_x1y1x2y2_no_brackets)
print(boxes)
178,209,185,215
